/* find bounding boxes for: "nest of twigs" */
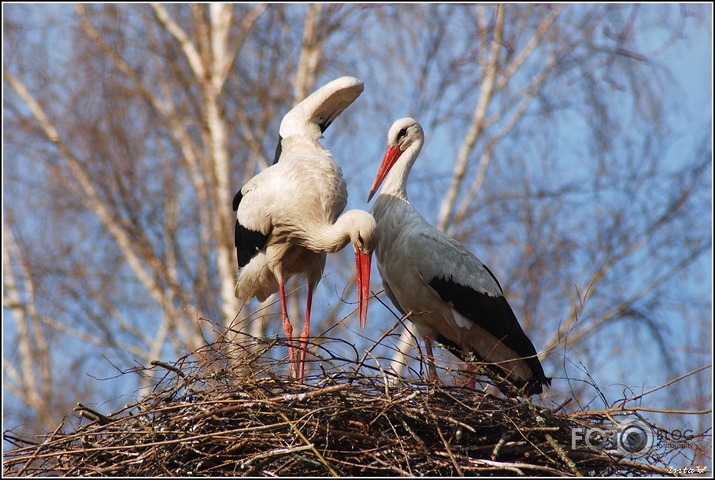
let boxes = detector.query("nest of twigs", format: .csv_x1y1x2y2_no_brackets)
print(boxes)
2,332,695,477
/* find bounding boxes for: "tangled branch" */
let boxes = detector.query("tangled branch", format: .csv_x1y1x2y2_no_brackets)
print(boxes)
3,334,708,477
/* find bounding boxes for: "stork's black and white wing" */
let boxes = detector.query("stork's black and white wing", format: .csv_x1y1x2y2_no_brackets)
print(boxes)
405,229,550,394
232,166,281,270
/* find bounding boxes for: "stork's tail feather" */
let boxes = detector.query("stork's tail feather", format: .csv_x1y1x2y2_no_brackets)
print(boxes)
435,334,550,397
501,371,552,397
234,252,278,302
472,360,551,397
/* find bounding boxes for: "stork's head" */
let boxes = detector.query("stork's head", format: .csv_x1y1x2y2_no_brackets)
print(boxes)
368,117,424,202
344,210,377,329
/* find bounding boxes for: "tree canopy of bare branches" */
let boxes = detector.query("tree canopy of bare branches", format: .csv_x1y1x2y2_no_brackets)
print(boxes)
3,4,711,467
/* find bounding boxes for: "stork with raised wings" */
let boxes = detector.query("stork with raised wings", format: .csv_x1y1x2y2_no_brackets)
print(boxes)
233,77,376,381
367,117,550,396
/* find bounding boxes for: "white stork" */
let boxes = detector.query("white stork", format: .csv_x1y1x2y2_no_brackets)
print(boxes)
367,117,550,396
233,76,376,381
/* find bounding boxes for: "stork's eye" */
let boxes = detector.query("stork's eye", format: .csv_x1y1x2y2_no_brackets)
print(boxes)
358,234,364,245
397,128,408,140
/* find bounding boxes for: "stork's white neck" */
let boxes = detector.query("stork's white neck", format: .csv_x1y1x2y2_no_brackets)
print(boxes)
303,215,353,253
293,209,375,254
280,134,325,157
379,139,423,201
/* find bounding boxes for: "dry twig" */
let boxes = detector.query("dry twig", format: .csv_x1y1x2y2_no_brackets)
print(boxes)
3,335,707,477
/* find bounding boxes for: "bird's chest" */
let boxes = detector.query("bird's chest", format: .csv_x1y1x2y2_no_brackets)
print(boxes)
377,229,449,324
266,242,326,279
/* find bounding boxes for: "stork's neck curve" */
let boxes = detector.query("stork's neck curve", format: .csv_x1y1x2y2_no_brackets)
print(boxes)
379,139,423,201
294,209,373,254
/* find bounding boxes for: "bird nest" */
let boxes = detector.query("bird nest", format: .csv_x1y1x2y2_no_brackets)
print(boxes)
2,332,701,477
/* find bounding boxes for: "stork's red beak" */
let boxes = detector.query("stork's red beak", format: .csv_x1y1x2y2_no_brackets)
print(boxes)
355,250,372,328
368,145,402,202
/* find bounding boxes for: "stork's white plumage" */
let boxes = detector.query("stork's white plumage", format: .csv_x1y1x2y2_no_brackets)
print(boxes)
368,118,550,396
233,77,376,380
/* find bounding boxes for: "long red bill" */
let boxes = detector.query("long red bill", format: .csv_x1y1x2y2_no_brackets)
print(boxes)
355,250,372,328
367,145,402,202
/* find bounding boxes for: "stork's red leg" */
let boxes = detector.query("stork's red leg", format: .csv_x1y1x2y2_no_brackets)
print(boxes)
297,283,314,381
278,280,298,379
424,336,439,383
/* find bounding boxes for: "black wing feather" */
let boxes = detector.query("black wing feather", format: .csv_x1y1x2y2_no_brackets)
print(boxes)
233,190,270,269
232,190,242,212
272,136,283,165
482,264,504,293
429,275,550,395
318,115,334,133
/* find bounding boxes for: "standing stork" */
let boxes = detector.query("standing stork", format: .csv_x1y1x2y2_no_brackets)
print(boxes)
367,117,550,396
233,77,376,381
